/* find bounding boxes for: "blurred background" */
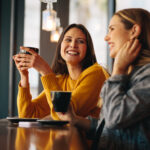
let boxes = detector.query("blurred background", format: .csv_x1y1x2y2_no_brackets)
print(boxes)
0,0,150,118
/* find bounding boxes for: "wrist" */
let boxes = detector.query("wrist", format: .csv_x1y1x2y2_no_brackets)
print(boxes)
112,66,128,76
20,74,29,88
40,65,52,76
70,115,79,126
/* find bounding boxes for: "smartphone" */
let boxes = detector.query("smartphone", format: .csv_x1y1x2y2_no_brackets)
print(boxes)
19,47,39,55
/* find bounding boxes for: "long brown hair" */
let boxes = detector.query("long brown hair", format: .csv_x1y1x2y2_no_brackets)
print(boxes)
115,8,150,67
52,24,97,74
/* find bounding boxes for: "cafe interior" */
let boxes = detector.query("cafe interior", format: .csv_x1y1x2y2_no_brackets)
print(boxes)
0,0,150,150
0,0,149,119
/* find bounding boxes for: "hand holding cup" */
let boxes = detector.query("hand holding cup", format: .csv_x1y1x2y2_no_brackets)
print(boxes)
19,47,39,55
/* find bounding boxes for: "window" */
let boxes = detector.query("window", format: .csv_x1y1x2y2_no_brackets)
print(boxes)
23,0,41,98
69,0,108,67
116,0,150,11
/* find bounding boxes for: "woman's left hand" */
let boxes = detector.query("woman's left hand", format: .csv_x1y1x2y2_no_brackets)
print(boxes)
57,104,76,125
112,39,141,76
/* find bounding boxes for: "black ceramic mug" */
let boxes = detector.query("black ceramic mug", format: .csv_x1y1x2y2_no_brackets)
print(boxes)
51,91,72,112
20,47,39,55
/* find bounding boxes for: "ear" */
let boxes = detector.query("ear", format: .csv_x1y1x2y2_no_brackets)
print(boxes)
130,24,141,39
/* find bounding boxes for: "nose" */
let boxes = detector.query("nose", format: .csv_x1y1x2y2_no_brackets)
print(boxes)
70,40,77,48
104,34,110,41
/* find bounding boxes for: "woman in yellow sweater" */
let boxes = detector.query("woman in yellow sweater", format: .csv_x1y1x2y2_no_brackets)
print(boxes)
13,24,109,120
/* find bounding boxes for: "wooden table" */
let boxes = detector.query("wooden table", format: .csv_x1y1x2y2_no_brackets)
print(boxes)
0,119,89,150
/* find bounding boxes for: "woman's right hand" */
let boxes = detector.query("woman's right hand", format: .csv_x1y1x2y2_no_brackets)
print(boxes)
13,54,28,76
13,46,53,87
13,46,53,76
13,53,30,87
112,39,141,76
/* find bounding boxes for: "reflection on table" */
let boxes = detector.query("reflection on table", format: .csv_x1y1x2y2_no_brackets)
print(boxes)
0,119,89,150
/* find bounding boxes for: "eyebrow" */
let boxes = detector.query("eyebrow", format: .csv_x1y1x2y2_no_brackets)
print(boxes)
64,36,86,40
64,36,71,38
108,25,115,29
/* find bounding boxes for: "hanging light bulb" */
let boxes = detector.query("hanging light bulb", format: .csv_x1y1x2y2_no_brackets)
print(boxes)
50,27,63,42
41,0,57,31
42,9,57,31
50,18,63,42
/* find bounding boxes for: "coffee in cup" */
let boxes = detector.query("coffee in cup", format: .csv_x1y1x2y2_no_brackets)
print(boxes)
20,47,39,55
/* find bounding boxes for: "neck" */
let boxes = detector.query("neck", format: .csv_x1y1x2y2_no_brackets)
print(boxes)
67,64,82,80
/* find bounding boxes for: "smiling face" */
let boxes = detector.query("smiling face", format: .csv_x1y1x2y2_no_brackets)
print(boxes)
60,27,87,66
105,15,133,58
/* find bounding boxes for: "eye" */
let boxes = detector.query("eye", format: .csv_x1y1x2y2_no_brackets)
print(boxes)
111,27,114,31
109,27,114,32
77,39,86,44
64,38,72,42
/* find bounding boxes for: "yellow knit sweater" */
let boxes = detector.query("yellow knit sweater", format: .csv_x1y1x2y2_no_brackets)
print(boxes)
17,63,109,120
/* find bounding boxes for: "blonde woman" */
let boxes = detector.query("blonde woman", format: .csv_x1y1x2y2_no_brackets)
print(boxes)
58,8,150,150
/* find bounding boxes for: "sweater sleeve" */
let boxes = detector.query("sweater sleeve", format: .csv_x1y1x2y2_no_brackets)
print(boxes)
41,64,109,120
40,73,64,120
70,65,109,118
17,83,50,118
101,65,150,129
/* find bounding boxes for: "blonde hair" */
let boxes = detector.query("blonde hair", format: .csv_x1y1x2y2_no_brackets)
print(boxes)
119,12,137,24
115,8,150,67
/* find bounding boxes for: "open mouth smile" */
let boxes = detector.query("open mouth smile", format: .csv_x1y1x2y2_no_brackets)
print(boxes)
66,50,79,56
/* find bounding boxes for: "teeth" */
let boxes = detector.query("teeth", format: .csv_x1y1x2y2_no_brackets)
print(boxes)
67,51,79,55
109,43,114,48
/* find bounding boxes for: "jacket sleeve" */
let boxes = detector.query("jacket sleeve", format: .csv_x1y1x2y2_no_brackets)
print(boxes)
101,68,150,129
